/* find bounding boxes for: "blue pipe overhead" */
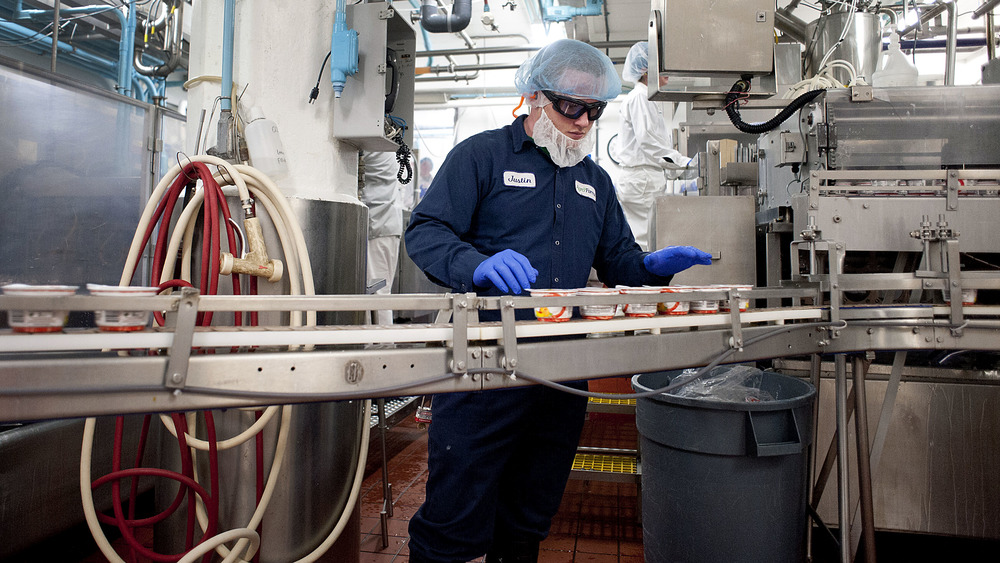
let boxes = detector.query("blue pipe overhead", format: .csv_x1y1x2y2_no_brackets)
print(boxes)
0,17,152,102
11,1,136,96
538,0,602,23
0,18,116,76
221,0,235,110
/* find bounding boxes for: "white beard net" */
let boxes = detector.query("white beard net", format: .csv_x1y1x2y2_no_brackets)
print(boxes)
532,108,596,168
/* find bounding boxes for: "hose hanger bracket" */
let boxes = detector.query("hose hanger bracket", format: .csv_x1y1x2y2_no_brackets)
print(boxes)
164,288,200,390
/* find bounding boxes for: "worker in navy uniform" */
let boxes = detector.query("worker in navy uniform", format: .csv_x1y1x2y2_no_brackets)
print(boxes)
404,38,711,563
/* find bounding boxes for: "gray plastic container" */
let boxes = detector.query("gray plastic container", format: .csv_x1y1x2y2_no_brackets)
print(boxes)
632,368,816,563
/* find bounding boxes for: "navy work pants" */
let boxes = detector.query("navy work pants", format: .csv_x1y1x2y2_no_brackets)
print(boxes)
407,383,588,562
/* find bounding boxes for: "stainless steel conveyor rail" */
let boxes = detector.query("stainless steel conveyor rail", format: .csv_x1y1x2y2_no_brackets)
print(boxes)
1,283,1000,423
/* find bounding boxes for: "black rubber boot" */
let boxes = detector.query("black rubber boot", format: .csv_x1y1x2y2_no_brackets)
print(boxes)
484,538,540,563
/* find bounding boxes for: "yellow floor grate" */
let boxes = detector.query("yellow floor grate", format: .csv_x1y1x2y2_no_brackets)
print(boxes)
571,453,637,475
587,397,637,406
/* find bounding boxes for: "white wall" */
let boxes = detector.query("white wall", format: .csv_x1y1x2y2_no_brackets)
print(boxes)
187,0,360,202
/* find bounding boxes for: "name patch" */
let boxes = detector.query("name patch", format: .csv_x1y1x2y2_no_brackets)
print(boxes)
503,171,536,188
575,181,597,201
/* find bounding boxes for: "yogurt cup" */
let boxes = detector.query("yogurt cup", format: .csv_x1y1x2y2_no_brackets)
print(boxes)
2,283,79,333
688,286,720,314
718,284,753,312
86,284,160,331
944,288,978,306
658,287,691,315
577,287,619,320
619,286,661,317
528,288,575,322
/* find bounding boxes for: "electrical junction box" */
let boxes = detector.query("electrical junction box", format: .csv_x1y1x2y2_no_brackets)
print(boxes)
332,3,415,152
648,0,775,102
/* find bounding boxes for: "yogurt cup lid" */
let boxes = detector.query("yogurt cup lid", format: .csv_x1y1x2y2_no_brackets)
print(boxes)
2,283,78,294
86,284,160,295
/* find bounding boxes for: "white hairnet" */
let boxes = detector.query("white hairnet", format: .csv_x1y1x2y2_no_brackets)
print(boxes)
514,39,621,101
622,41,648,85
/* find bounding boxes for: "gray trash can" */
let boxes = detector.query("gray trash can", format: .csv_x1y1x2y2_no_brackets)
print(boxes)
632,368,816,563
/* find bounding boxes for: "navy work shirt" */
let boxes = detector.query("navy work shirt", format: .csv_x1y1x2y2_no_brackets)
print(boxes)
405,115,671,313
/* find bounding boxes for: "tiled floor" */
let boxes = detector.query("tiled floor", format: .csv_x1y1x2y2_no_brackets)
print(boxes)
358,408,644,562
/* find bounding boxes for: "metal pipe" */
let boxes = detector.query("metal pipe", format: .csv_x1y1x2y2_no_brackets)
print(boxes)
899,1,950,37
221,0,235,111
988,12,997,60
775,8,808,44
805,353,822,560
416,39,634,58
0,18,119,81
424,62,522,73
973,0,1000,19
420,0,472,33
50,0,59,72
419,44,538,58
877,7,897,27
945,1,958,85
834,354,851,563
851,356,876,563
14,1,135,96
135,0,185,77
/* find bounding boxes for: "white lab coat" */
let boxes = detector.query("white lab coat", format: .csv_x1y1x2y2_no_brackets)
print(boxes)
610,82,689,251
361,151,405,325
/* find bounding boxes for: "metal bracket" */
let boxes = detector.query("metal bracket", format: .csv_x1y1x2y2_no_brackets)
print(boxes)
827,241,845,334
449,293,471,375
946,169,959,211
727,290,744,351
849,84,873,102
164,288,200,390
945,239,965,335
378,7,394,19
498,296,518,372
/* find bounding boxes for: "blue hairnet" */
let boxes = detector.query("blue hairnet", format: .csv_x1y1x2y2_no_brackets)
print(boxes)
622,41,648,85
514,39,621,101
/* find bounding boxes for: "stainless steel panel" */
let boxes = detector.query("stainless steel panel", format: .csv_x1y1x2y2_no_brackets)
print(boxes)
288,198,368,326
791,196,1000,253
652,195,755,285
823,86,1000,169
808,375,1000,539
653,0,774,76
0,61,148,288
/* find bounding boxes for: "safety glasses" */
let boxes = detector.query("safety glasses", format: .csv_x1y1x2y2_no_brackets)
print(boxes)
542,90,607,121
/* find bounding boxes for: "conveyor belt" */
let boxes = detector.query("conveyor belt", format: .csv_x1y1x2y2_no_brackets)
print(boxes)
2,285,1000,422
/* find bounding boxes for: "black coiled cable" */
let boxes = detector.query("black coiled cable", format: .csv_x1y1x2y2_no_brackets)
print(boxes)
394,130,412,184
725,75,826,134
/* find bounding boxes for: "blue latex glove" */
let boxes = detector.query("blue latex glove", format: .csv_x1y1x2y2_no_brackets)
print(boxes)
644,246,713,277
473,249,538,294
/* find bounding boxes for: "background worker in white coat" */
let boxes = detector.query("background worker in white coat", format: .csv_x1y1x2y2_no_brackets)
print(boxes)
610,41,695,251
360,150,406,325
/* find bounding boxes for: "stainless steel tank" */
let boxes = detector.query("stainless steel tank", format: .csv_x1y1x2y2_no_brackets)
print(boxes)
155,198,368,562
805,10,883,85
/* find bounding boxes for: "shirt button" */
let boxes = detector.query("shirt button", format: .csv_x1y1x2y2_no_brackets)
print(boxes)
556,204,562,209
554,240,560,245
554,277,560,282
